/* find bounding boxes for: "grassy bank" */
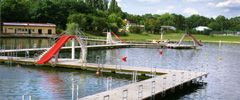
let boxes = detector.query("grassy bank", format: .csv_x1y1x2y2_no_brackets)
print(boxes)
85,32,240,42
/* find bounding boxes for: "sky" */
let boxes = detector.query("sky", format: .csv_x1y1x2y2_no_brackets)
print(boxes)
115,0,240,18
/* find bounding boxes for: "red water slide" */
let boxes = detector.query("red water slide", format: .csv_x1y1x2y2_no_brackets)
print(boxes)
37,35,75,64
187,34,203,46
111,32,127,43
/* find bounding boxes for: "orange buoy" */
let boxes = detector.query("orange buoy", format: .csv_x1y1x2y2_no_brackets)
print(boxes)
159,51,163,55
122,56,127,60
17,64,20,67
28,70,31,73
122,59,127,62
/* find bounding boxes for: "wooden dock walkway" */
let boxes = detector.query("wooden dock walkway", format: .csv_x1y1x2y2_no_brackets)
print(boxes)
0,56,208,100
0,44,161,53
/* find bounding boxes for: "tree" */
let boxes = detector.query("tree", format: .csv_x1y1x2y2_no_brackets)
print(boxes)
208,22,221,31
186,14,211,29
91,16,107,31
1,0,31,22
68,13,88,30
66,23,80,35
108,0,123,16
108,14,124,27
144,18,161,34
172,14,185,30
85,0,108,10
158,13,174,26
129,26,143,34
30,0,61,25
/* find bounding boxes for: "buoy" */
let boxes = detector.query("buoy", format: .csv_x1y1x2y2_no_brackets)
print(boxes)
17,64,20,67
159,51,163,55
122,56,127,60
28,70,31,73
195,50,197,54
122,59,127,62
205,53,207,56
219,57,221,60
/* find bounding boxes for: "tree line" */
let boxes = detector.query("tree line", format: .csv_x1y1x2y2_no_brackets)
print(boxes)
1,0,240,35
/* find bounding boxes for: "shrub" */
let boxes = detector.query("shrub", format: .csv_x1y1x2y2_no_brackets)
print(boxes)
129,26,143,34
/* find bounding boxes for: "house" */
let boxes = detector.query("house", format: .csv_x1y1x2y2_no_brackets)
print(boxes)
161,26,176,30
125,19,137,31
195,26,211,31
2,22,56,35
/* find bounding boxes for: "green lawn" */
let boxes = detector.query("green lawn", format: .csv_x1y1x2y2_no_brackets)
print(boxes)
85,32,240,42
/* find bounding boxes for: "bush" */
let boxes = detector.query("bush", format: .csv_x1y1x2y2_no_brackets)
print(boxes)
129,26,143,34
108,23,118,33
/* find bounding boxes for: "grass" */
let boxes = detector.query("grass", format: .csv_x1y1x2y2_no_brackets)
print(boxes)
84,31,240,42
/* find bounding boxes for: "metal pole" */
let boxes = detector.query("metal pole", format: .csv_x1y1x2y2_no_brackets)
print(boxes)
72,39,75,59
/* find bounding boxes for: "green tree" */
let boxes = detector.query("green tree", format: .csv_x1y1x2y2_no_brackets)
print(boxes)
108,14,123,27
30,0,61,24
158,13,174,26
68,13,87,30
129,26,143,34
91,16,107,31
186,14,211,29
1,0,31,22
216,15,230,31
208,22,221,31
66,23,80,35
172,14,185,30
108,0,123,17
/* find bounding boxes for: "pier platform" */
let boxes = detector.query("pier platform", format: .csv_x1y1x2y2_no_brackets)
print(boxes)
0,44,164,53
0,56,208,100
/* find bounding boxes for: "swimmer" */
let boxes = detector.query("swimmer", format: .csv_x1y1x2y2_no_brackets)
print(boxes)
96,70,102,74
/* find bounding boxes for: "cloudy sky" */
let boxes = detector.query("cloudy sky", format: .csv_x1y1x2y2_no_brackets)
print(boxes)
115,0,240,18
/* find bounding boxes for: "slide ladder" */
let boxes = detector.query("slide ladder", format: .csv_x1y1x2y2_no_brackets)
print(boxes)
178,34,202,46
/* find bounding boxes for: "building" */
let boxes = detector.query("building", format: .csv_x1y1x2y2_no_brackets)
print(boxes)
161,26,176,30
2,22,56,35
125,19,137,31
195,26,211,31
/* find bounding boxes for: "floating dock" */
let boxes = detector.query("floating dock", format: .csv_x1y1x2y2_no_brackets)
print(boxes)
166,44,196,49
0,56,208,100
0,44,165,53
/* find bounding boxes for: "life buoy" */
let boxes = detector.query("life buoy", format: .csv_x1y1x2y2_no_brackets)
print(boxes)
122,56,127,60
159,51,163,55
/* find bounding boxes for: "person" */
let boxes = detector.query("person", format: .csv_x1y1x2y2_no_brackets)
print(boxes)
96,70,102,74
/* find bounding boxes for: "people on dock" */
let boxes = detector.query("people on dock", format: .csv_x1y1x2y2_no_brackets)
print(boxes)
96,70,102,74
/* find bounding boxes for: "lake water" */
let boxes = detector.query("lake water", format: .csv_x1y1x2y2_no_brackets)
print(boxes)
1,38,240,100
